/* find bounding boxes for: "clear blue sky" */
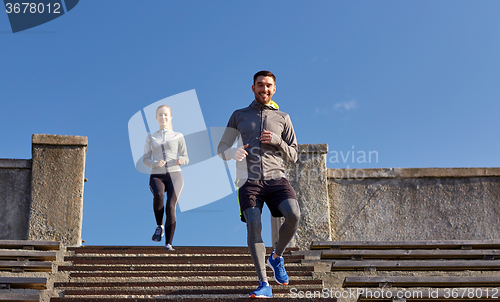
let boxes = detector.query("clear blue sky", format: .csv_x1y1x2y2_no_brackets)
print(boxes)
1,1,499,247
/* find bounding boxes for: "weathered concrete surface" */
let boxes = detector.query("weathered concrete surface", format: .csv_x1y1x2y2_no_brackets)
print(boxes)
316,270,500,302
329,168,500,241
29,134,87,247
328,167,500,179
282,144,332,250
0,159,32,239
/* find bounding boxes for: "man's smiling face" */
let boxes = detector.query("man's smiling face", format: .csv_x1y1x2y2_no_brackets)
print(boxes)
252,76,276,105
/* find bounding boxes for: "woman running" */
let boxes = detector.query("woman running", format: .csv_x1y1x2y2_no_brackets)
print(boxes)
143,105,189,250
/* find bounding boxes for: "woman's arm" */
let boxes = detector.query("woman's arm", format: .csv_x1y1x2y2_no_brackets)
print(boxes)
143,135,165,168
176,134,189,165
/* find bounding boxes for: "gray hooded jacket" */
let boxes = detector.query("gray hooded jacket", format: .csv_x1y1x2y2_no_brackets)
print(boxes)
218,100,298,182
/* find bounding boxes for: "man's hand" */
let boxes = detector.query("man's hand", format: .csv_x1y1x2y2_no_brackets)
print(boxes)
155,160,166,168
260,130,273,144
175,158,184,165
234,144,249,161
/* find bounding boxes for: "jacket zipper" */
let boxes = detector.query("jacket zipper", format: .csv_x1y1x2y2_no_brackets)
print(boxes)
260,107,264,179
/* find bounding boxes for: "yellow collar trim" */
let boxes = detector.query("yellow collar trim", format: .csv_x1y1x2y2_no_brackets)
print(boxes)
269,100,279,109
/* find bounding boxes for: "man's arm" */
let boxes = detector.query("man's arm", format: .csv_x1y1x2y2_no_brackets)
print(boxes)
267,114,298,163
217,112,240,161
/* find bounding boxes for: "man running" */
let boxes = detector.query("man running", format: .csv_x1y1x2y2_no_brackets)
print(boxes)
218,70,300,298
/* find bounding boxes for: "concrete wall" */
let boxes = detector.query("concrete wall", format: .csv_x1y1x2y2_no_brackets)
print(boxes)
278,145,500,249
29,134,87,246
0,159,32,240
328,167,500,241
0,134,87,247
272,144,332,250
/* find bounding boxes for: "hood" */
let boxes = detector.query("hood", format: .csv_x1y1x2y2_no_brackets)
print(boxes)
250,100,279,110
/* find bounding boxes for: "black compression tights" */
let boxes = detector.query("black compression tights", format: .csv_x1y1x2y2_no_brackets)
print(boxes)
243,199,300,282
149,172,184,245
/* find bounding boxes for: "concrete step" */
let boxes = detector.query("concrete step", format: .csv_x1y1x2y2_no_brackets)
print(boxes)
61,267,314,278
67,246,297,255
0,292,40,302
52,297,334,302
55,279,321,288
63,255,304,265
57,284,321,295
0,240,61,251
58,263,312,270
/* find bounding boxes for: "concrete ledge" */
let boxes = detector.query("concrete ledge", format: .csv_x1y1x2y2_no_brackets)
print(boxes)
283,144,331,250
0,159,31,169
32,134,87,146
30,134,87,246
328,167,500,179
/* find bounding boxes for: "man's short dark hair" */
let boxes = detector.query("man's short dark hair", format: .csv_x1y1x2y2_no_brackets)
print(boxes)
253,70,276,85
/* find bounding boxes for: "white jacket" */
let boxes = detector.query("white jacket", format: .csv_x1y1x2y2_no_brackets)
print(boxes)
143,129,189,174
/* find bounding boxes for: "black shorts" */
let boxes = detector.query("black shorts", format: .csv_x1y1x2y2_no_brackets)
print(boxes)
237,178,297,222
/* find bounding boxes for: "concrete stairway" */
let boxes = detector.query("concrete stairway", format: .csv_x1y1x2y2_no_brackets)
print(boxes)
0,240,63,302
306,240,500,302
51,246,336,301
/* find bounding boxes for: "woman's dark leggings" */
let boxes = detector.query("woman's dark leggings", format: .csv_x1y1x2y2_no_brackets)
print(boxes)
149,172,184,245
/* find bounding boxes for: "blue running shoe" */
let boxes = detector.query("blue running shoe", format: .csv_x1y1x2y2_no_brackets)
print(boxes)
266,249,289,285
249,281,272,298
151,225,164,242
